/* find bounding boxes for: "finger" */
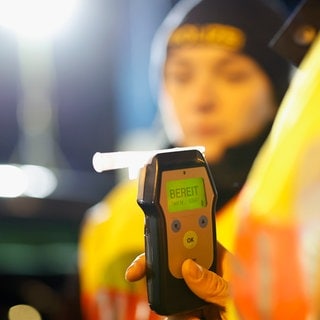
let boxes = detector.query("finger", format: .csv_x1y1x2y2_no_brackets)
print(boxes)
125,253,146,281
181,259,229,307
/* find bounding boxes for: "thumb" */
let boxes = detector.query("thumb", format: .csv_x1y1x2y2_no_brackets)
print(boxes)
125,253,146,282
181,259,229,308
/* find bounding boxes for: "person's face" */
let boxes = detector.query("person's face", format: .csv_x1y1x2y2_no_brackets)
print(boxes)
160,45,277,163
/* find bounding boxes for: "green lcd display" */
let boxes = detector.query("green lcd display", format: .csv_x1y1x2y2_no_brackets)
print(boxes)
166,177,207,213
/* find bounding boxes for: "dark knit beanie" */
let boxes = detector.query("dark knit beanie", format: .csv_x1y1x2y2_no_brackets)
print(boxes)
150,0,292,105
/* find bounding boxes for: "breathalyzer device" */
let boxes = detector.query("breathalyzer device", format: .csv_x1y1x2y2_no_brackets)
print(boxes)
137,149,217,315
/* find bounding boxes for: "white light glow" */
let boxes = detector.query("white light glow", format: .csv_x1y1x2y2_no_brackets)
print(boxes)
0,0,79,40
9,304,42,320
21,165,57,198
0,165,27,197
0,164,57,198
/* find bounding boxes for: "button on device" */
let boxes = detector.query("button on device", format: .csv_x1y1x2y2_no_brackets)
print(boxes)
183,230,198,249
199,215,208,228
171,220,181,232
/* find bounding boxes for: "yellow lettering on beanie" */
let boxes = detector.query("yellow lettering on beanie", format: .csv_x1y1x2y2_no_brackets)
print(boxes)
168,23,246,51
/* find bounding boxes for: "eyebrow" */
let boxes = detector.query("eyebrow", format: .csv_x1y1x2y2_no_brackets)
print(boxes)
165,53,243,70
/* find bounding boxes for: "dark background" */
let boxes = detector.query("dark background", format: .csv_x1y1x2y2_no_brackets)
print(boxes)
0,0,301,319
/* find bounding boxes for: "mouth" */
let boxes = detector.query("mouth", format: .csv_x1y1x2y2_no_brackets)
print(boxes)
190,124,222,137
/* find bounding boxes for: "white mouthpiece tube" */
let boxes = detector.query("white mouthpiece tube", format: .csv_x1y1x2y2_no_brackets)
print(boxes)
92,146,205,179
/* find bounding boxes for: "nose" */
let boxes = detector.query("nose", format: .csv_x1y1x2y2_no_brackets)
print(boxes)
190,75,216,113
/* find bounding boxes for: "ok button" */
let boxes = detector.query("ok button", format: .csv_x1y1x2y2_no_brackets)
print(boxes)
183,230,198,249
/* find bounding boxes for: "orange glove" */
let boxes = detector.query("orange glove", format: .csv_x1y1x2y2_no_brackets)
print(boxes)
125,243,235,320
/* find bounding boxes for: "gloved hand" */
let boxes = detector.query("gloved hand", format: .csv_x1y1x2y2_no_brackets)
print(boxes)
125,243,232,320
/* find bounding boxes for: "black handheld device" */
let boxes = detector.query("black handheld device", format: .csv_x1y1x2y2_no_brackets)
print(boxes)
137,149,218,315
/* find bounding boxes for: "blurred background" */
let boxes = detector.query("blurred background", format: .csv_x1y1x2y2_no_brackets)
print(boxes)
0,0,300,319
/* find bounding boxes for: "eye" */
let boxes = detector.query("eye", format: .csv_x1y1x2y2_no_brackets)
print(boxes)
166,70,193,85
220,69,251,82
